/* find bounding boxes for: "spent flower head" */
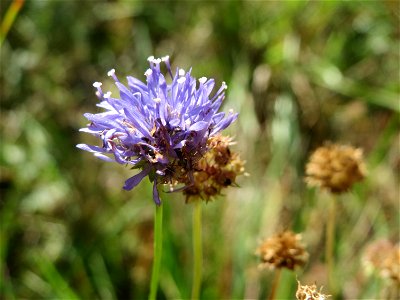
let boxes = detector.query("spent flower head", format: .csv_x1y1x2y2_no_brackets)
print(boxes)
256,230,309,271
183,134,245,203
362,239,400,284
305,143,367,194
77,56,238,205
296,281,330,300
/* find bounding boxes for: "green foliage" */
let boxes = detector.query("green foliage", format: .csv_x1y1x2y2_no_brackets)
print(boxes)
1,1,398,299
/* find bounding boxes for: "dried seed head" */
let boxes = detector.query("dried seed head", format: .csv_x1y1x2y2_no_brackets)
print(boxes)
296,281,330,300
381,246,400,284
362,239,400,284
256,231,309,271
184,135,245,203
305,143,367,194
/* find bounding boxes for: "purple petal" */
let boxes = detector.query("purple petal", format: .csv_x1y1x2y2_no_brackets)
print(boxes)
115,82,136,105
79,128,101,134
104,128,118,140
119,134,142,145
76,144,107,153
127,76,148,93
96,101,114,110
168,118,180,127
211,96,223,111
123,168,150,190
93,153,115,162
173,140,186,149
113,151,128,164
153,180,161,205
123,108,152,139
212,112,225,124
211,113,238,135
189,121,208,132
83,113,121,129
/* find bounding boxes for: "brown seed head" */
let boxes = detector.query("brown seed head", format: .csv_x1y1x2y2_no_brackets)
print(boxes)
296,281,330,300
184,135,245,203
305,143,367,194
256,231,309,271
362,239,400,284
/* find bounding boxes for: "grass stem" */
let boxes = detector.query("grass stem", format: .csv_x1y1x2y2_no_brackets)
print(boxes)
0,0,25,45
149,204,163,300
268,268,282,300
326,195,336,294
191,201,203,300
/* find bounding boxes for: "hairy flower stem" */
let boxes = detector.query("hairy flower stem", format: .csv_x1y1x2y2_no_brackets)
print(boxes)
191,201,203,300
268,268,282,300
326,195,336,295
149,204,163,300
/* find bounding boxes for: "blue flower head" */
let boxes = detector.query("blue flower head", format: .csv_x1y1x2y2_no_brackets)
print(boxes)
77,56,238,205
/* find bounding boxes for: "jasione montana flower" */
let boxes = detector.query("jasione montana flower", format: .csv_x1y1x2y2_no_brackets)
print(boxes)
77,56,238,205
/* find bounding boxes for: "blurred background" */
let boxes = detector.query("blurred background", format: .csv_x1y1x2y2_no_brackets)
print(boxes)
1,1,399,299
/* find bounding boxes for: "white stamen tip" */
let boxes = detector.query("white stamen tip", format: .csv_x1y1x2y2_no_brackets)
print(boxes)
185,119,191,126
145,69,153,76
229,108,234,113
147,56,155,62
107,69,115,77
222,81,228,89
199,77,207,84
177,77,186,84
153,97,161,103
93,82,102,88
161,55,169,61
154,58,161,64
104,91,112,99
178,69,185,76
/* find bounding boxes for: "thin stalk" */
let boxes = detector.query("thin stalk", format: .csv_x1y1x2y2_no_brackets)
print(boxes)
149,204,163,300
0,0,25,45
268,268,282,300
326,195,336,294
191,200,203,300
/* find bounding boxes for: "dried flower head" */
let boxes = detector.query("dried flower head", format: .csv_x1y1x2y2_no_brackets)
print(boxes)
296,281,330,300
362,239,400,284
183,134,245,202
256,231,309,270
77,56,237,205
305,143,367,194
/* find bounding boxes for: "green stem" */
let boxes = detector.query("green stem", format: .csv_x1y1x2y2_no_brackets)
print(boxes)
326,195,336,295
149,204,163,300
268,268,282,300
191,200,203,300
0,0,25,45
